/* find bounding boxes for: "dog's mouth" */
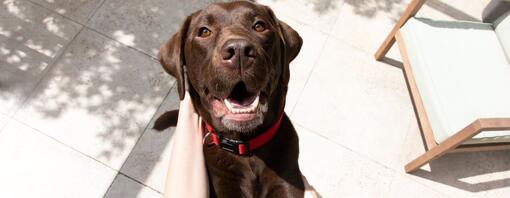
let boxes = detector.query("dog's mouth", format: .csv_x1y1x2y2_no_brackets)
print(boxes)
211,81,262,122
224,82,259,114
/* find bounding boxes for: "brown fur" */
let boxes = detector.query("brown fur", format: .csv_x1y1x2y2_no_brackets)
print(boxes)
154,1,303,197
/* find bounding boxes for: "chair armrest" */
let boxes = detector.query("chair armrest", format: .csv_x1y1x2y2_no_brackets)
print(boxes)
482,0,510,23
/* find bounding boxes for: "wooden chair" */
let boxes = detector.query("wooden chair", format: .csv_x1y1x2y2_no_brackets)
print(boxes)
375,0,510,173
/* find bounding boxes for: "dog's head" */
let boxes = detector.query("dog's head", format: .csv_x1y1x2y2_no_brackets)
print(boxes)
159,1,302,134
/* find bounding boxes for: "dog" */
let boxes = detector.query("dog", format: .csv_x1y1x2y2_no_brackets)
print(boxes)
154,1,304,197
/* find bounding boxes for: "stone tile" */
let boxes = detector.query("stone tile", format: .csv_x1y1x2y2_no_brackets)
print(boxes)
28,0,104,24
0,0,82,116
105,174,163,198
297,125,394,197
14,28,174,170
398,120,510,197
258,0,345,34
270,14,330,114
87,0,225,57
292,37,414,168
0,113,10,131
330,0,411,55
387,174,447,198
0,120,116,197
330,0,490,56
416,0,490,22
120,87,180,193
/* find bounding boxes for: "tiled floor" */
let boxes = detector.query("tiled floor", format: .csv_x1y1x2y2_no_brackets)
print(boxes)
1,0,508,197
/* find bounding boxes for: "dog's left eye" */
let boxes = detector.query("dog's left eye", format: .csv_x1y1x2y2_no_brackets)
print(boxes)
198,27,212,38
253,21,266,32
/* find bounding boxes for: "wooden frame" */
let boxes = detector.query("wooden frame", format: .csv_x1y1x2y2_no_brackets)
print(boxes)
374,0,427,60
377,0,510,173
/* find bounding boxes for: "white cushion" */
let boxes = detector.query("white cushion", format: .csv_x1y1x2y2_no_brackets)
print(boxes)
400,18,510,145
495,11,510,62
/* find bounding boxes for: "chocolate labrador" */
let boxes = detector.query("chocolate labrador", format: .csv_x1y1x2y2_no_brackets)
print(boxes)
154,1,304,197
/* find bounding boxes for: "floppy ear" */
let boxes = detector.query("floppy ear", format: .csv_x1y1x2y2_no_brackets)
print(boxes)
277,20,302,85
158,16,192,100
263,6,303,86
277,20,302,65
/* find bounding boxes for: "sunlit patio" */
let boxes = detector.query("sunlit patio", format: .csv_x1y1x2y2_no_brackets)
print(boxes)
1,0,509,197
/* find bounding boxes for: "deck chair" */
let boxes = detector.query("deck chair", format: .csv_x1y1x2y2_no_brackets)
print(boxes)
375,0,510,173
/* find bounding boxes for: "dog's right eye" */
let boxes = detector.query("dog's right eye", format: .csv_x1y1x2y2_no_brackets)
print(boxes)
198,27,212,38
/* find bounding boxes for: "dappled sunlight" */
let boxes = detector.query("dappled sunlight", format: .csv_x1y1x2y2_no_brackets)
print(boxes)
43,16,63,38
88,0,223,57
3,0,28,22
113,30,135,47
16,28,173,168
0,0,82,116
300,0,340,15
343,0,406,19
460,170,510,185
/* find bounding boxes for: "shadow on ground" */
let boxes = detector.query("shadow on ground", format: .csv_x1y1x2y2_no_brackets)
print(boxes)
412,150,510,192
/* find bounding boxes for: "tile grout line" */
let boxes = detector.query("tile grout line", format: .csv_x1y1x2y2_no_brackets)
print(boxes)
382,117,414,198
121,172,163,195
102,173,122,198
293,121,400,196
15,0,171,194
11,26,85,119
107,84,177,196
82,26,159,60
102,172,164,198
392,116,415,172
22,0,159,61
293,122,395,171
287,33,333,116
286,1,348,115
10,117,120,173
86,0,107,24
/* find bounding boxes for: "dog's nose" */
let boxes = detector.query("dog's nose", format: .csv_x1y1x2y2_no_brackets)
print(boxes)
221,39,255,66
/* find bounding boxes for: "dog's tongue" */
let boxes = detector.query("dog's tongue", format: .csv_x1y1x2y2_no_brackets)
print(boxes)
228,94,257,107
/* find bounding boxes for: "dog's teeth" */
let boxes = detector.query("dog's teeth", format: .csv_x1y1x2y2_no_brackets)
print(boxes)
224,99,233,112
249,96,259,108
224,95,259,114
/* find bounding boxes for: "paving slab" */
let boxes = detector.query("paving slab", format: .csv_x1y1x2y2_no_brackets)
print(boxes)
330,0,490,57
330,0,411,56
14,28,174,170
105,174,163,198
0,113,10,132
258,0,345,34
87,0,225,57
0,0,82,116
386,173,447,198
297,125,394,197
268,14,330,114
120,87,180,193
0,120,116,197
292,37,414,168
28,0,104,24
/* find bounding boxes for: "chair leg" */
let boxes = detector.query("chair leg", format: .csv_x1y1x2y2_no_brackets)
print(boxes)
405,120,487,173
405,145,449,173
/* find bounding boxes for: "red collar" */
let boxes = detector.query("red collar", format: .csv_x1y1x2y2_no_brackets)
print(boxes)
203,114,284,156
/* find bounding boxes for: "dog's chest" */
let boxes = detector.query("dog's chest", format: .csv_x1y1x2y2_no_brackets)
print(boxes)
204,148,284,197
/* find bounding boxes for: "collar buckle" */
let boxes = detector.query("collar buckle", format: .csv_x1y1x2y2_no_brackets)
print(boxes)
217,135,250,156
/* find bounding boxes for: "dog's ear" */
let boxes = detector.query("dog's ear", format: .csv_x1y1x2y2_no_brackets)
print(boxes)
277,20,302,65
158,16,192,100
264,6,303,85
